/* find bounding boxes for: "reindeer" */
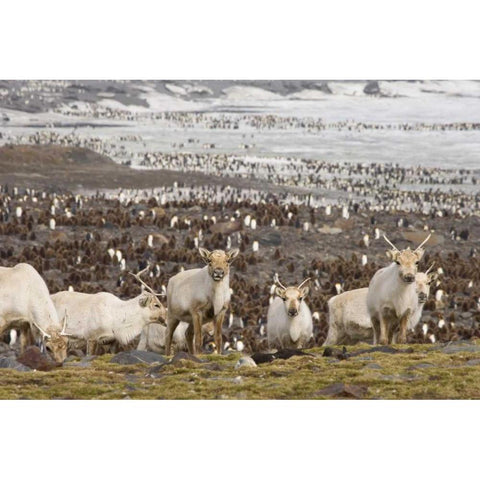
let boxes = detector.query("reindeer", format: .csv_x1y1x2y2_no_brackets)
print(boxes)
0,263,71,362
324,263,437,345
367,233,431,345
164,248,239,355
267,278,313,349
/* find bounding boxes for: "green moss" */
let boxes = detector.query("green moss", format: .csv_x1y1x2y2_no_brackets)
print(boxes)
2,343,480,399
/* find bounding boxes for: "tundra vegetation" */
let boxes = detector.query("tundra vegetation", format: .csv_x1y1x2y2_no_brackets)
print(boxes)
2,343,480,399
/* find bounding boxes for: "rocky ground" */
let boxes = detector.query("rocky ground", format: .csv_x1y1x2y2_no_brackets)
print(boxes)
3,341,480,399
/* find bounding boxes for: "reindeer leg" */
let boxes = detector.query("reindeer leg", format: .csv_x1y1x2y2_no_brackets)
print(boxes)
397,309,411,344
19,324,34,353
86,339,97,356
214,310,226,354
165,316,180,356
185,323,194,354
371,314,380,345
192,311,203,355
379,311,389,345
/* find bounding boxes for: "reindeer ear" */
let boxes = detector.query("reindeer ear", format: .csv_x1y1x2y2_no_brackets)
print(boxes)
227,248,239,263
198,247,211,263
275,287,286,299
299,286,310,299
386,250,398,261
139,295,150,308
428,272,439,284
416,248,425,261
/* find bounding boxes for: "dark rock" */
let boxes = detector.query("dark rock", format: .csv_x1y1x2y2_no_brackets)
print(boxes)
364,81,380,95
17,346,62,371
275,349,314,360
251,349,312,364
315,383,369,399
0,356,32,372
323,346,349,360
110,350,167,365
250,352,276,364
169,351,204,365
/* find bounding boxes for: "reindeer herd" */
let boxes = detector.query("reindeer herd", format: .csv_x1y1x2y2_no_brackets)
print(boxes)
0,231,437,364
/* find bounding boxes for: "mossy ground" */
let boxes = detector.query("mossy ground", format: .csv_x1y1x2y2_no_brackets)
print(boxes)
2,343,480,399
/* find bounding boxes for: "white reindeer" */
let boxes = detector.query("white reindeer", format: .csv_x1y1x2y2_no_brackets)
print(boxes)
164,248,239,355
50,268,166,355
367,234,431,345
0,263,70,362
324,265,436,345
137,321,214,354
267,278,313,349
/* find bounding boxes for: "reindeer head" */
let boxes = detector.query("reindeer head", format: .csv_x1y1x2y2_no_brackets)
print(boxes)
415,264,438,304
199,248,239,281
44,330,69,363
384,234,431,284
139,293,167,324
275,278,311,318
32,321,70,363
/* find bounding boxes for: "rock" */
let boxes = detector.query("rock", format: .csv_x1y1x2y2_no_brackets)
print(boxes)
318,225,342,235
323,346,349,360
110,350,167,365
315,383,369,399
210,221,241,235
0,356,32,372
17,346,62,371
250,352,276,364
251,349,313,364
466,359,480,366
275,349,314,360
169,351,204,365
235,356,257,369
438,342,480,354
364,81,380,95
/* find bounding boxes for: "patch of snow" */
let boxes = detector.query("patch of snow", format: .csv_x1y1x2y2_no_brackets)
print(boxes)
222,85,282,101
287,89,329,100
165,83,188,96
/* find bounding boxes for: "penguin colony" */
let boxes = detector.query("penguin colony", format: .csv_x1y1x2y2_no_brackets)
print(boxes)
0,182,479,358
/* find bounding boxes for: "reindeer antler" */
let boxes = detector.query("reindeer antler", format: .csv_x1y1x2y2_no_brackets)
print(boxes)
129,267,165,297
298,277,311,290
274,277,288,290
61,309,74,336
383,234,400,252
425,262,435,275
32,321,51,339
415,233,432,252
